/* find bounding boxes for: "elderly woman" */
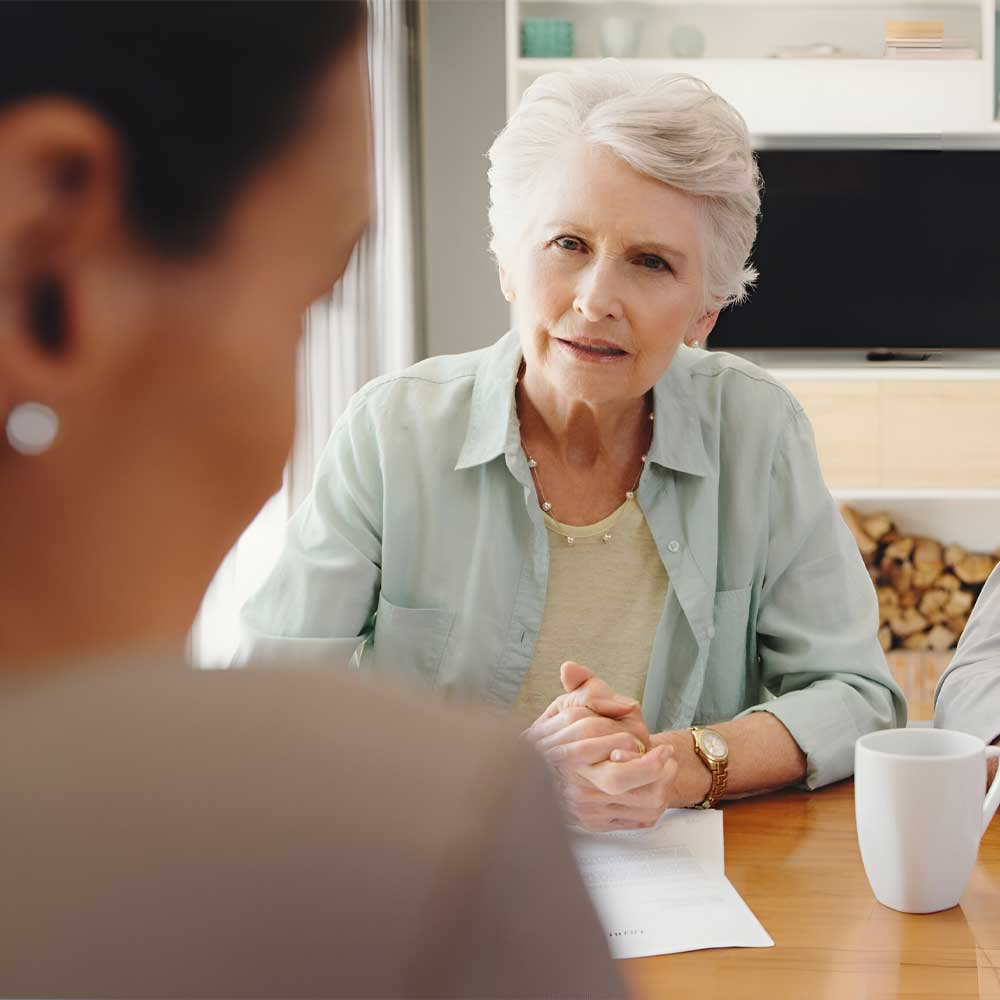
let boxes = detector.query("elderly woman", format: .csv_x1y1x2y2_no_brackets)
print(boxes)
241,64,905,829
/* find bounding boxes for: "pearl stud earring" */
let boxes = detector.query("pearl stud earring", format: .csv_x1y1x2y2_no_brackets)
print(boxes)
5,402,59,456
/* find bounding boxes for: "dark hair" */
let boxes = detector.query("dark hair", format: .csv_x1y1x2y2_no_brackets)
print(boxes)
0,1,365,252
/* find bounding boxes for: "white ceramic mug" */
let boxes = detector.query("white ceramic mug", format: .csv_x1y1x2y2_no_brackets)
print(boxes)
855,728,1000,913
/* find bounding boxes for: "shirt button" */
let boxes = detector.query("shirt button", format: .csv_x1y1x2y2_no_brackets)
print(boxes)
667,539,681,553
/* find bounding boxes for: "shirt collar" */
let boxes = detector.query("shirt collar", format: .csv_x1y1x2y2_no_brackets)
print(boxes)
647,346,711,478
455,330,522,471
455,333,711,479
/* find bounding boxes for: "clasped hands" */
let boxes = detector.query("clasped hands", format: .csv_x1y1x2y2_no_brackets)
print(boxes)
522,661,680,832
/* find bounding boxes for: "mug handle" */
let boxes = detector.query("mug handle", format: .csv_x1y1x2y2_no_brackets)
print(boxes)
983,746,1000,835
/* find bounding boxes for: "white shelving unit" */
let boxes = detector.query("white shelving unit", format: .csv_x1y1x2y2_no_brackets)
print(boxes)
507,0,1000,134
514,56,992,132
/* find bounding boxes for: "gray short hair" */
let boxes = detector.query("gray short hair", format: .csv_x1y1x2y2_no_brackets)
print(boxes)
487,62,761,311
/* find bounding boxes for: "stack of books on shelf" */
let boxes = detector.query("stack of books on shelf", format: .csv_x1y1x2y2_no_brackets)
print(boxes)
884,20,976,60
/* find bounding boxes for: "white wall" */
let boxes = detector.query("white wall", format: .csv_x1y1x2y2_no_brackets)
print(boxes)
420,0,510,359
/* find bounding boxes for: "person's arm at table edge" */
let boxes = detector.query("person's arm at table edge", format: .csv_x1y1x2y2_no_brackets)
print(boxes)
609,410,901,800
935,564,1000,789
237,397,383,666
655,409,902,800
652,710,806,807
742,408,905,788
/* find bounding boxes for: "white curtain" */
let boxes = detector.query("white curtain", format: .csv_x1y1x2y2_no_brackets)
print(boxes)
191,0,423,668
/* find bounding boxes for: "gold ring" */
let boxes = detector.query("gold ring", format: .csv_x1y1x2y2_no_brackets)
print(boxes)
634,739,646,755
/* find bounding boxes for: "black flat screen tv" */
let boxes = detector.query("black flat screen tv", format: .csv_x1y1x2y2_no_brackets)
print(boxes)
709,149,1000,354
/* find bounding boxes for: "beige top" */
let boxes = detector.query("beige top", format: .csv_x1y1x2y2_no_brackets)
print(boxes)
514,497,670,724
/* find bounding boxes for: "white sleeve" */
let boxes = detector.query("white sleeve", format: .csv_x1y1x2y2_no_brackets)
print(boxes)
934,563,1000,743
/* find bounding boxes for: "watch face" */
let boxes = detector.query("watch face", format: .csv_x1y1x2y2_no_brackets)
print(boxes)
701,730,728,760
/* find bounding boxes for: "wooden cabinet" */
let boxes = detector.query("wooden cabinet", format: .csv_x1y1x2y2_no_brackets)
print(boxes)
783,377,1000,490
881,382,1000,490
783,380,881,488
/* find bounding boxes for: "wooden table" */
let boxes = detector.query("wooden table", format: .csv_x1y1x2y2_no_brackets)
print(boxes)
888,650,953,723
623,780,1000,999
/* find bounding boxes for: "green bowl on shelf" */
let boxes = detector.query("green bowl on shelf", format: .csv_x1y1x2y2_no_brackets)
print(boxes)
521,18,573,58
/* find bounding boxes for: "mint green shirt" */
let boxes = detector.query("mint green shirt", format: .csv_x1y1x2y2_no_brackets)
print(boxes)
240,332,906,788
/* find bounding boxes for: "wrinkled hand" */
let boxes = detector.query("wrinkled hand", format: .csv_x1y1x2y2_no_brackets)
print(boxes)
527,661,651,751
557,737,679,831
522,662,677,831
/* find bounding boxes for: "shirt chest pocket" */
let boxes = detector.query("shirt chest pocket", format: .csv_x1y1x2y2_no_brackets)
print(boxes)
366,592,455,686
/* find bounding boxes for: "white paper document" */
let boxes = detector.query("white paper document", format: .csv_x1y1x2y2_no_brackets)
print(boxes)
572,809,774,960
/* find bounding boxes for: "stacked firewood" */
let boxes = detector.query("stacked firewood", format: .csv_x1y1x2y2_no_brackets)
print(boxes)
841,505,999,653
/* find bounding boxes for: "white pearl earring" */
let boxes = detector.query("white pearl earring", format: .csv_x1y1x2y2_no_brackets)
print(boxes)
6,402,59,456
689,339,702,349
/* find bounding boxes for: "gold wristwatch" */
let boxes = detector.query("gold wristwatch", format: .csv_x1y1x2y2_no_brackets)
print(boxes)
689,726,729,809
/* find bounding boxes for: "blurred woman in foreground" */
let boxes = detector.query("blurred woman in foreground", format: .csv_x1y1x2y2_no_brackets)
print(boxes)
0,4,622,997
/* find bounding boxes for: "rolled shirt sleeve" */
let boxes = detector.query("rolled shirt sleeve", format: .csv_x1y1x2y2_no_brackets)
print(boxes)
738,409,907,789
238,395,383,667
934,563,1000,745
